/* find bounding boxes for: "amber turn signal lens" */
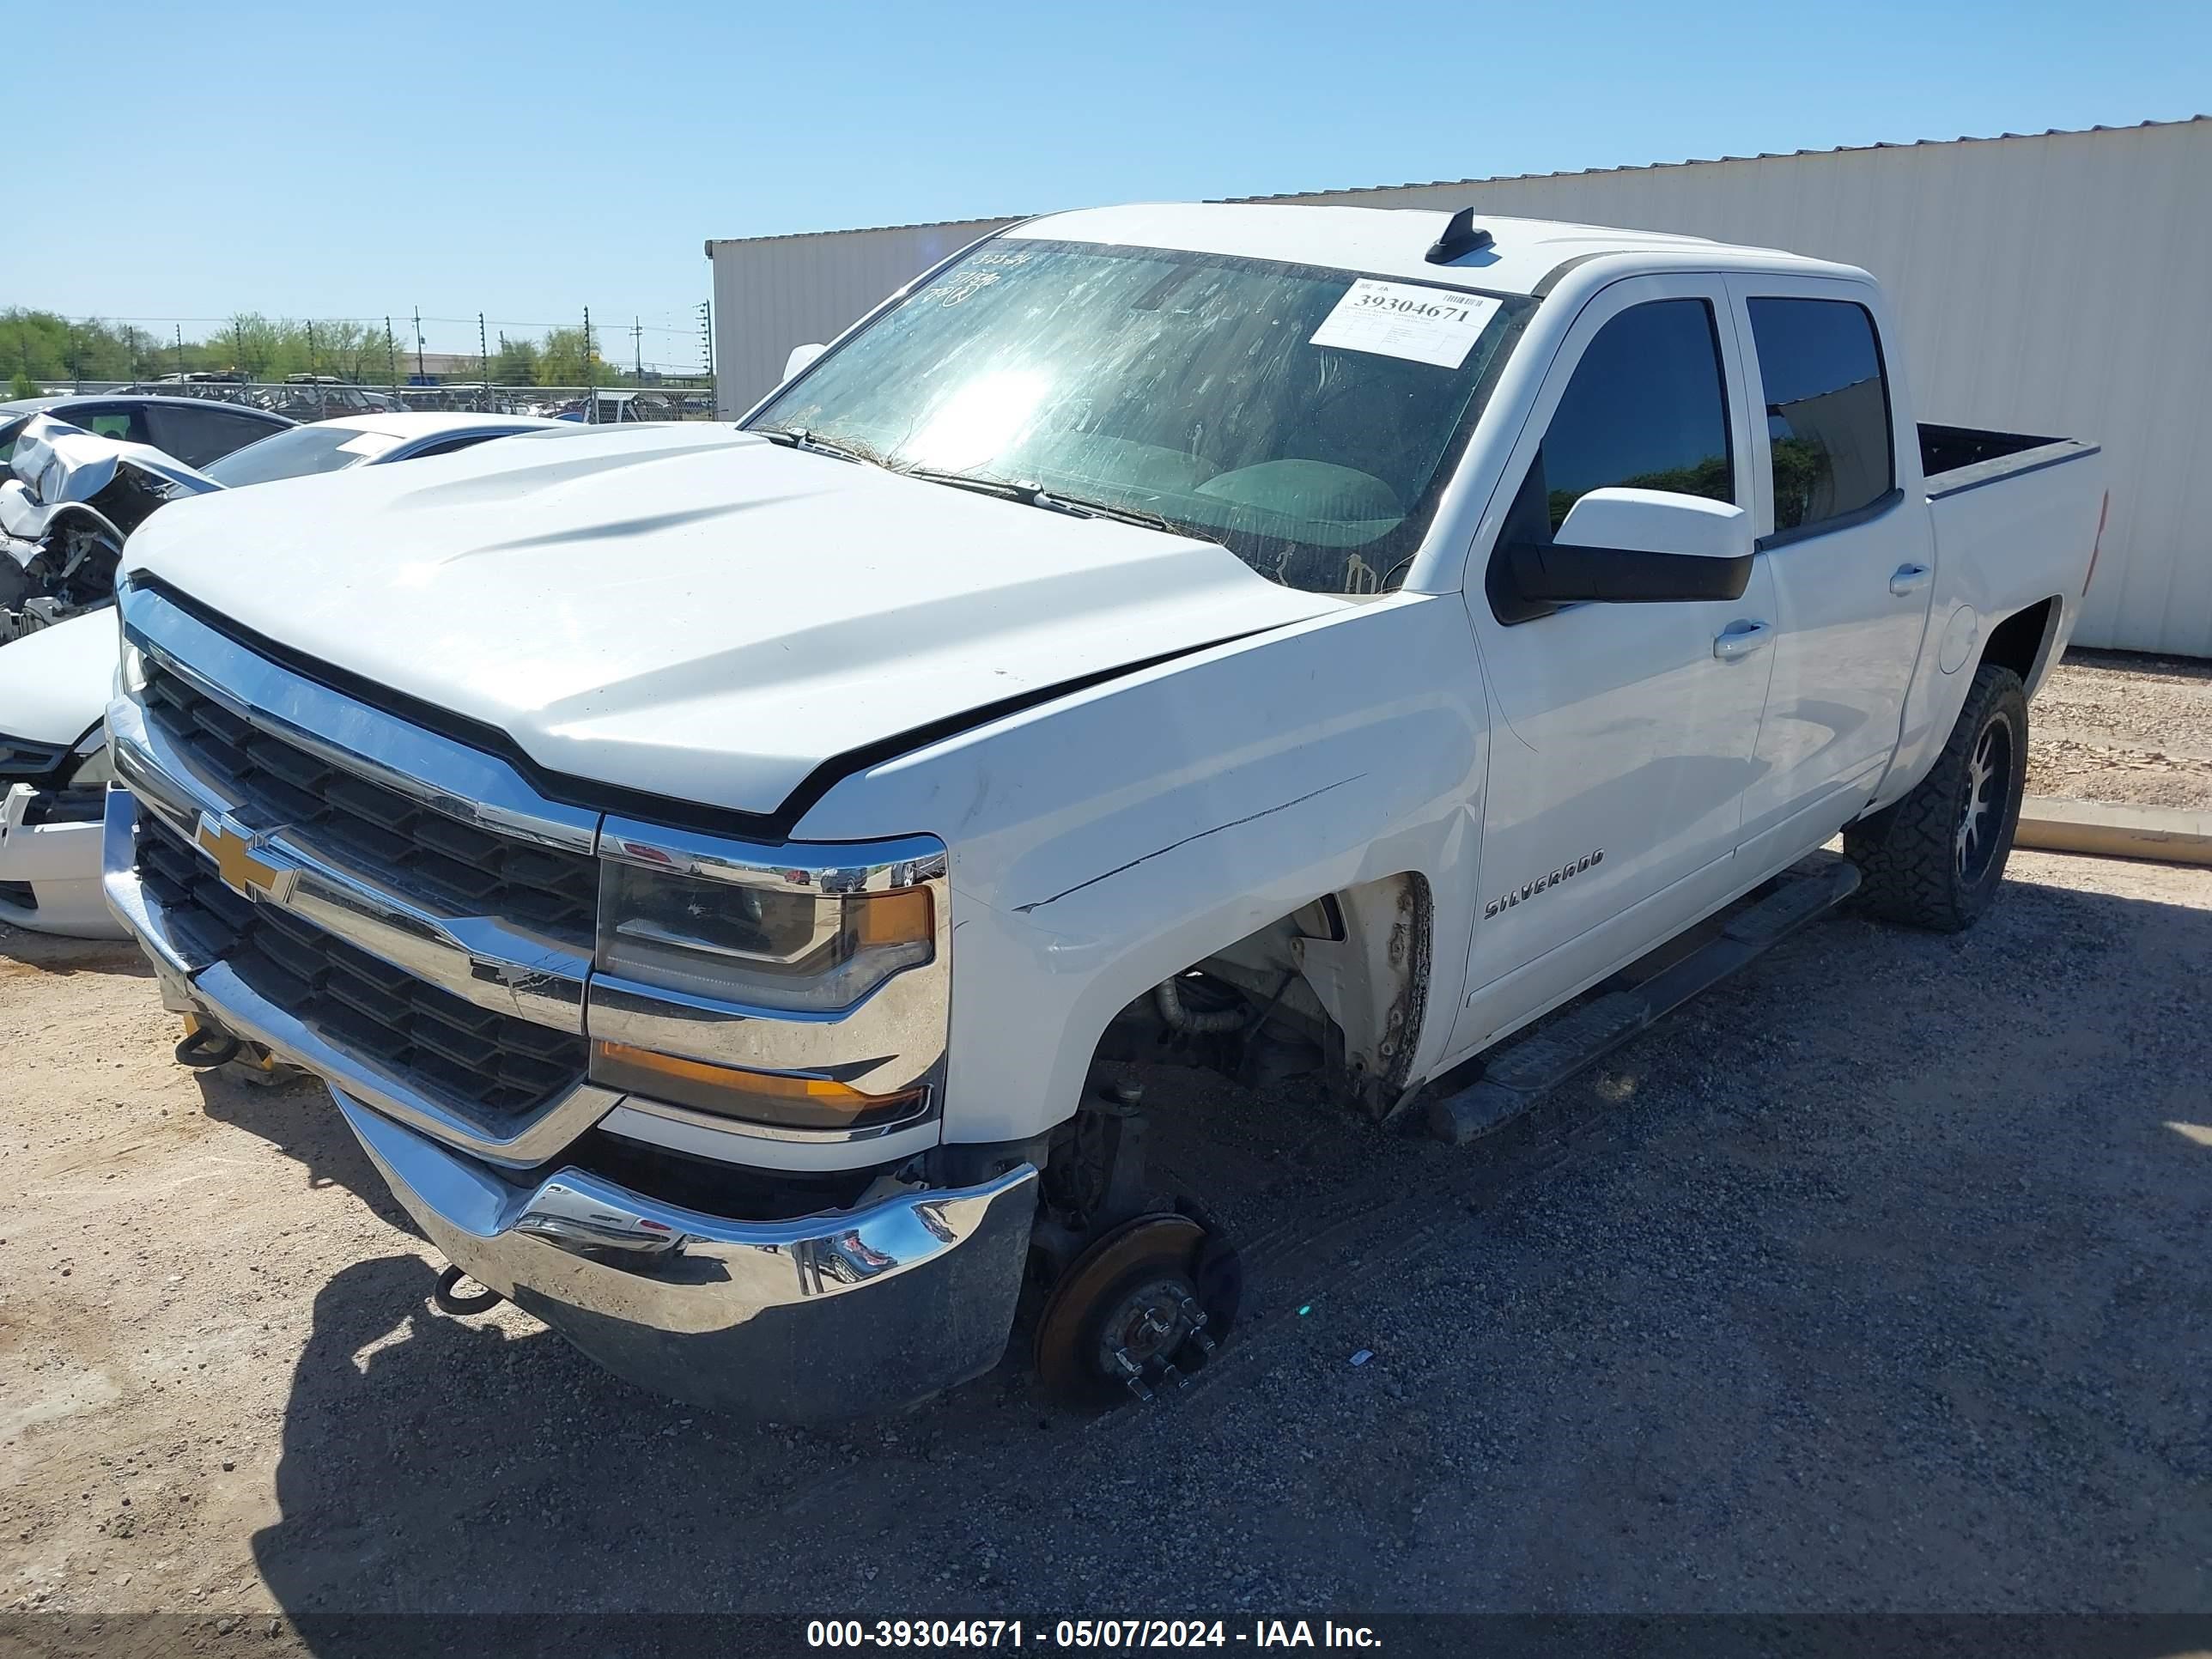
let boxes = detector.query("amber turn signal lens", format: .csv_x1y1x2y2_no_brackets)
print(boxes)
851,885,933,948
592,1041,927,1131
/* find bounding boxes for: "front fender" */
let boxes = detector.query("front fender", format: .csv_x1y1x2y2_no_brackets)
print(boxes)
794,594,1490,1142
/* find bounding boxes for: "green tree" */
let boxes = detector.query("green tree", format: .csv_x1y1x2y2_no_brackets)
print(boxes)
537,325,618,388
223,313,287,381
9,368,36,400
1,310,149,383
318,320,388,384
490,332,540,387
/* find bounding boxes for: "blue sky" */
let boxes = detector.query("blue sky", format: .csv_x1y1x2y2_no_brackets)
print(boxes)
17,0,2207,365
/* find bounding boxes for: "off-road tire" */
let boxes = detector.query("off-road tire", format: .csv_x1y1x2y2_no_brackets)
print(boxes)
1845,663,2028,933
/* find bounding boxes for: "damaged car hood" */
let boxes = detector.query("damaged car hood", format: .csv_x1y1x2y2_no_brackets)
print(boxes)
0,608,117,745
120,424,1344,817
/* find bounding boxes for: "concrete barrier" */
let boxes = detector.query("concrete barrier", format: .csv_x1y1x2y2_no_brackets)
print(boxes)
2016,797,2212,866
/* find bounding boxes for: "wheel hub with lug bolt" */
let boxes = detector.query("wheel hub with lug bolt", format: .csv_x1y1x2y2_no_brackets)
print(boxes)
1034,1212,1235,1407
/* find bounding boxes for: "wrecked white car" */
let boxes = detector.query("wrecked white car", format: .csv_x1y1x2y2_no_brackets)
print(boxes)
0,611,121,935
0,413,559,939
0,416,218,646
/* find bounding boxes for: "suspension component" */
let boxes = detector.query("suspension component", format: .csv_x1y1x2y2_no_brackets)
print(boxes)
1033,1209,1241,1408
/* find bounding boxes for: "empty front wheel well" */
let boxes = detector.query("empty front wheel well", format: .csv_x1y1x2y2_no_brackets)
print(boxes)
1082,872,1433,1119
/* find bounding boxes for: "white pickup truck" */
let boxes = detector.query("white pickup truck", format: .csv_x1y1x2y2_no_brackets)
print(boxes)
100,203,2106,1419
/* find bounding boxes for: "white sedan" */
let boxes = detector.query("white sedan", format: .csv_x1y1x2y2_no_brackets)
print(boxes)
199,410,561,484
0,412,557,939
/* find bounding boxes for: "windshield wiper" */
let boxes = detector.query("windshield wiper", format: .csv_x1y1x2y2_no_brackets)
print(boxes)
901,467,1194,539
750,426,893,469
754,441,1210,544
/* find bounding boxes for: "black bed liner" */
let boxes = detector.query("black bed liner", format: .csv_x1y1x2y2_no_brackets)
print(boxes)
1921,422,2100,500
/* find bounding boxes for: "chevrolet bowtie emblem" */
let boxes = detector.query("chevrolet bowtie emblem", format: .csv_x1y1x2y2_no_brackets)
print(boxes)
193,812,297,904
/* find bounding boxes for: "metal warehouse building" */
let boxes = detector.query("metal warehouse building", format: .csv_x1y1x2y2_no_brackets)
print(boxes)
707,117,2211,656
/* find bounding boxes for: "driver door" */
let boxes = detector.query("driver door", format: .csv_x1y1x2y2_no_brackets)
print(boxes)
1455,274,1778,1055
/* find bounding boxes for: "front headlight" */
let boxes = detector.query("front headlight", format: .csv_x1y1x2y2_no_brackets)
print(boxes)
586,836,945,1134
595,859,934,1014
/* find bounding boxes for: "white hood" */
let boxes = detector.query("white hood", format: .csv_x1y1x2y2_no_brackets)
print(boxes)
120,424,1342,817
0,608,116,746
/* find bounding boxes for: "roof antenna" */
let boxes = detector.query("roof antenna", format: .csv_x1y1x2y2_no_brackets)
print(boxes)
1425,206,1494,264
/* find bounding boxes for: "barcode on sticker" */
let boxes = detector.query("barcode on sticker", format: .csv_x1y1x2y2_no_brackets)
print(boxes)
1310,279,1503,369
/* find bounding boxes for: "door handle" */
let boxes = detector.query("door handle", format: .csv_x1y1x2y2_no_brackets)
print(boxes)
1713,620,1772,660
1890,563,1933,596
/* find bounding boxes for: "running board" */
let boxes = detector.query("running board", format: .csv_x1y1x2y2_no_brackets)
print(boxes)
1426,853,1862,1146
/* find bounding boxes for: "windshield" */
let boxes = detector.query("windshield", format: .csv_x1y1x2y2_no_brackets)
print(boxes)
748,239,1532,593
202,422,396,487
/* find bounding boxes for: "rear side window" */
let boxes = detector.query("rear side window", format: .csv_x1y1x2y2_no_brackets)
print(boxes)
404,433,501,459
1746,298,1893,536
146,403,277,468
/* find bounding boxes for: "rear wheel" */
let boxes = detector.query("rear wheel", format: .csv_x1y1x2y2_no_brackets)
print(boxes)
1845,663,2028,933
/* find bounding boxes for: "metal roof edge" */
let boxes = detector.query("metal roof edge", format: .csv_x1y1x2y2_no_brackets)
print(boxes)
705,213,1027,252
1218,114,2211,204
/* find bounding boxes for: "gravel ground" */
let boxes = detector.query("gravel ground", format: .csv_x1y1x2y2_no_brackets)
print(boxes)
3,849,2209,1640
2029,648,2212,811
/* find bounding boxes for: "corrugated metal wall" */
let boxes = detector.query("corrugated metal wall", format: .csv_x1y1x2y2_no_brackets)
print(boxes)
1265,122,2212,658
707,120,2211,655
709,217,1017,418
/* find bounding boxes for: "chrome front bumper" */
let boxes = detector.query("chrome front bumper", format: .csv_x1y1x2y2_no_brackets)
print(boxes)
343,1092,1036,1422
103,789,1036,1421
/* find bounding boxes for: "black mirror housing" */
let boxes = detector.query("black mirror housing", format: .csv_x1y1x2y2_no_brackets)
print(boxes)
1505,539,1753,607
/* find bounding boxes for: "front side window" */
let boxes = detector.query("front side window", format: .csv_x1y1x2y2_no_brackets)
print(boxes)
750,239,1533,595
67,404,148,444
1486,298,1733,623
1528,298,1735,531
1746,297,1893,536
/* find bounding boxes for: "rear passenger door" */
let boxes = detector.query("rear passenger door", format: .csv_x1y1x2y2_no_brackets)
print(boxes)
1724,279,1936,872
1455,275,1777,1053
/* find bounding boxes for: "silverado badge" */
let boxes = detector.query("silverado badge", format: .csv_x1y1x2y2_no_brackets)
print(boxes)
1485,849,1602,918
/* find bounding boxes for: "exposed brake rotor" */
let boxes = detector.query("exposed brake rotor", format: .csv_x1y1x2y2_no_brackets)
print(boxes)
1033,1210,1240,1407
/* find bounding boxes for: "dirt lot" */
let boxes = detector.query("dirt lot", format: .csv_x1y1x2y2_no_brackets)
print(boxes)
2029,649,2212,810
3,848,2209,1640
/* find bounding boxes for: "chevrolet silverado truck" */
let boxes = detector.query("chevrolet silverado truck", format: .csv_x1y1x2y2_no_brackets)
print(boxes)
100,203,2106,1419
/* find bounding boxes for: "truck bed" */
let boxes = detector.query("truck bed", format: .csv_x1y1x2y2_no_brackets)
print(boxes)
1919,422,2099,499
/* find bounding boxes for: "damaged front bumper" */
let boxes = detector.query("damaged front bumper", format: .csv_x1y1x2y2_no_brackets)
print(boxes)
0,782,122,938
101,788,1036,1421
343,1094,1036,1421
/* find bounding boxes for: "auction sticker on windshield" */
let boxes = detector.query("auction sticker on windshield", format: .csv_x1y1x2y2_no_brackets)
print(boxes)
1310,279,1502,368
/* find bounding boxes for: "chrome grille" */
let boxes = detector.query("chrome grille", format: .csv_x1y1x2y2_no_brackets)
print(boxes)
136,813,587,1123
140,658,598,943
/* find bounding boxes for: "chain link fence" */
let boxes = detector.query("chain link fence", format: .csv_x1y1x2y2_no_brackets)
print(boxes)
50,379,719,422
14,303,720,422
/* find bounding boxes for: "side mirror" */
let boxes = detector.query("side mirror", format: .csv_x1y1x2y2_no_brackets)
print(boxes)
782,342,827,382
1505,488,1753,607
